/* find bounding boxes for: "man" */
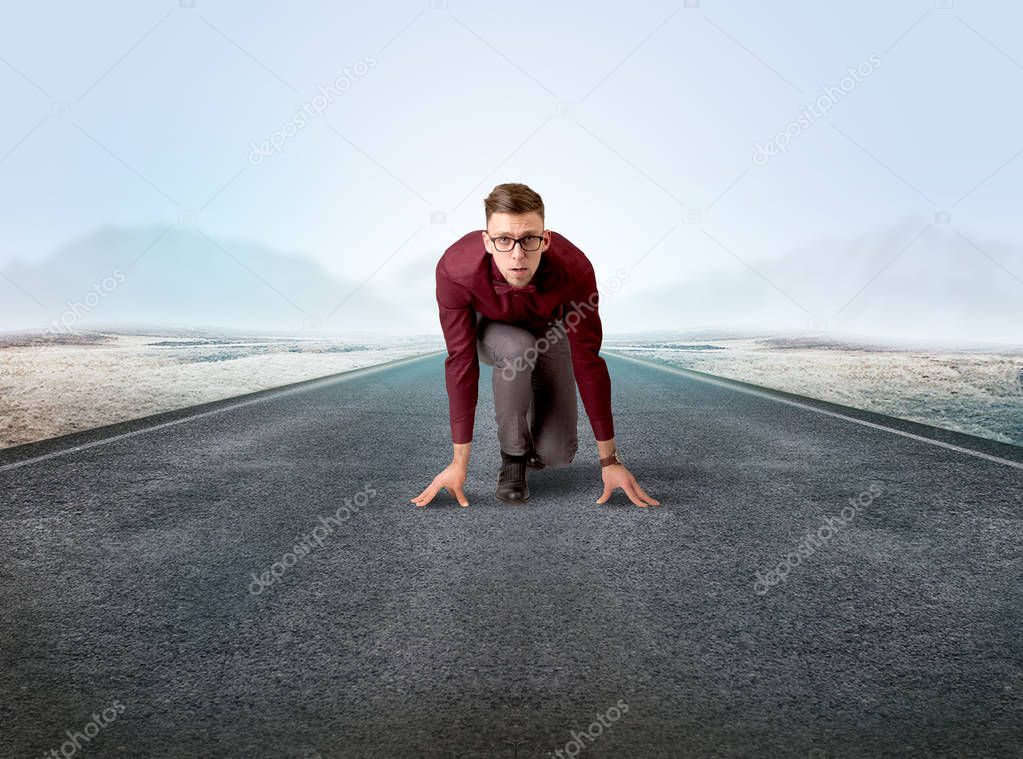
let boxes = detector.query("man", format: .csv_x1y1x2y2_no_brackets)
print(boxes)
410,182,659,508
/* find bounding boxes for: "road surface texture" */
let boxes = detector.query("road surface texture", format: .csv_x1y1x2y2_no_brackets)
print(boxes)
1,350,1021,758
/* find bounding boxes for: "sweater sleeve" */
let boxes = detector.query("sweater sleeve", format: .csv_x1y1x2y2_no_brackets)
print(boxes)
436,260,479,444
563,263,615,441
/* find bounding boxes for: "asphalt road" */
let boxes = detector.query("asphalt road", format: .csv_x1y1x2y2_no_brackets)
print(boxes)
1,350,1021,758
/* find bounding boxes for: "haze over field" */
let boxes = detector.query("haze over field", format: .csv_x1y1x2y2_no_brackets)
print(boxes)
606,334,1023,447
2,219,1021,345
0,330,442,449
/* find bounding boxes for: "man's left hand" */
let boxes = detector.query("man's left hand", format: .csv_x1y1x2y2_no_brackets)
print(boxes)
595,465,660,507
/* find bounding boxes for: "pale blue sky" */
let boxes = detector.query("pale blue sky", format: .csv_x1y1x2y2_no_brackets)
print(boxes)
1,1,1021,342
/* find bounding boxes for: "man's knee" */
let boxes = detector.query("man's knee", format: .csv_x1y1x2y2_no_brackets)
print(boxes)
536,439,578,468
491,330,538,360
489,331,540,378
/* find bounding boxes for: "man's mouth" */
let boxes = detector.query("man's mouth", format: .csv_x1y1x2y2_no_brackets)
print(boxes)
510,267,528,275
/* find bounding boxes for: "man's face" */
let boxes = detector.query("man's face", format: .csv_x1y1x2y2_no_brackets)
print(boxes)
482,211,549,288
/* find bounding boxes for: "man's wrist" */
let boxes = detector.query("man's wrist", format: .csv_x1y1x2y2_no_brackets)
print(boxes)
599,449,623,468
452,441,471,468
596,437,617,463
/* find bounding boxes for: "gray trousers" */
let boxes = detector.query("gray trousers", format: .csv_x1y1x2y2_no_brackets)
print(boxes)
476,312,579,467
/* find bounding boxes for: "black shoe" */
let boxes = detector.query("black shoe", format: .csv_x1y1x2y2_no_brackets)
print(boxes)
496,450,530,503
525,448,545,470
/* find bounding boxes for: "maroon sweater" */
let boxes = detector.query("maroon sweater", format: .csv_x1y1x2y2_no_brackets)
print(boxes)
435,229,615,445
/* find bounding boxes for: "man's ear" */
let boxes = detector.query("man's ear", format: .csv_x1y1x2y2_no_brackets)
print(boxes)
480,230,490,252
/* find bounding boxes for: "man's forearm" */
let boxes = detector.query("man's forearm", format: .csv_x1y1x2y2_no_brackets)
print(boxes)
596,437,616,461
453,441,472,469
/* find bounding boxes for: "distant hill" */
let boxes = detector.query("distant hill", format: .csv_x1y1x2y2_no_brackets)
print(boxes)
0,225,418,335
605,218,1023,345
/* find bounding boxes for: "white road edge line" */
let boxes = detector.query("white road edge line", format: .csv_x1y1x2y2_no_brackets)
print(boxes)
0,352,444,474
608,351,1023,472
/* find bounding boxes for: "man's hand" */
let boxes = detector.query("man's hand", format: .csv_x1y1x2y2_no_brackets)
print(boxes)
595,464,660,507
410,462,470,508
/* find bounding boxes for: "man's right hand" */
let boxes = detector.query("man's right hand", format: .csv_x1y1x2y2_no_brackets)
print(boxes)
410,462,470,508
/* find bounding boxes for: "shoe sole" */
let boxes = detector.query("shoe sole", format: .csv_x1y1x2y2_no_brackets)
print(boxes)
495,489,530,503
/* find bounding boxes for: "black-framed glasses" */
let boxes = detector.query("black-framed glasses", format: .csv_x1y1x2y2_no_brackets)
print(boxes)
486,232,545,253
